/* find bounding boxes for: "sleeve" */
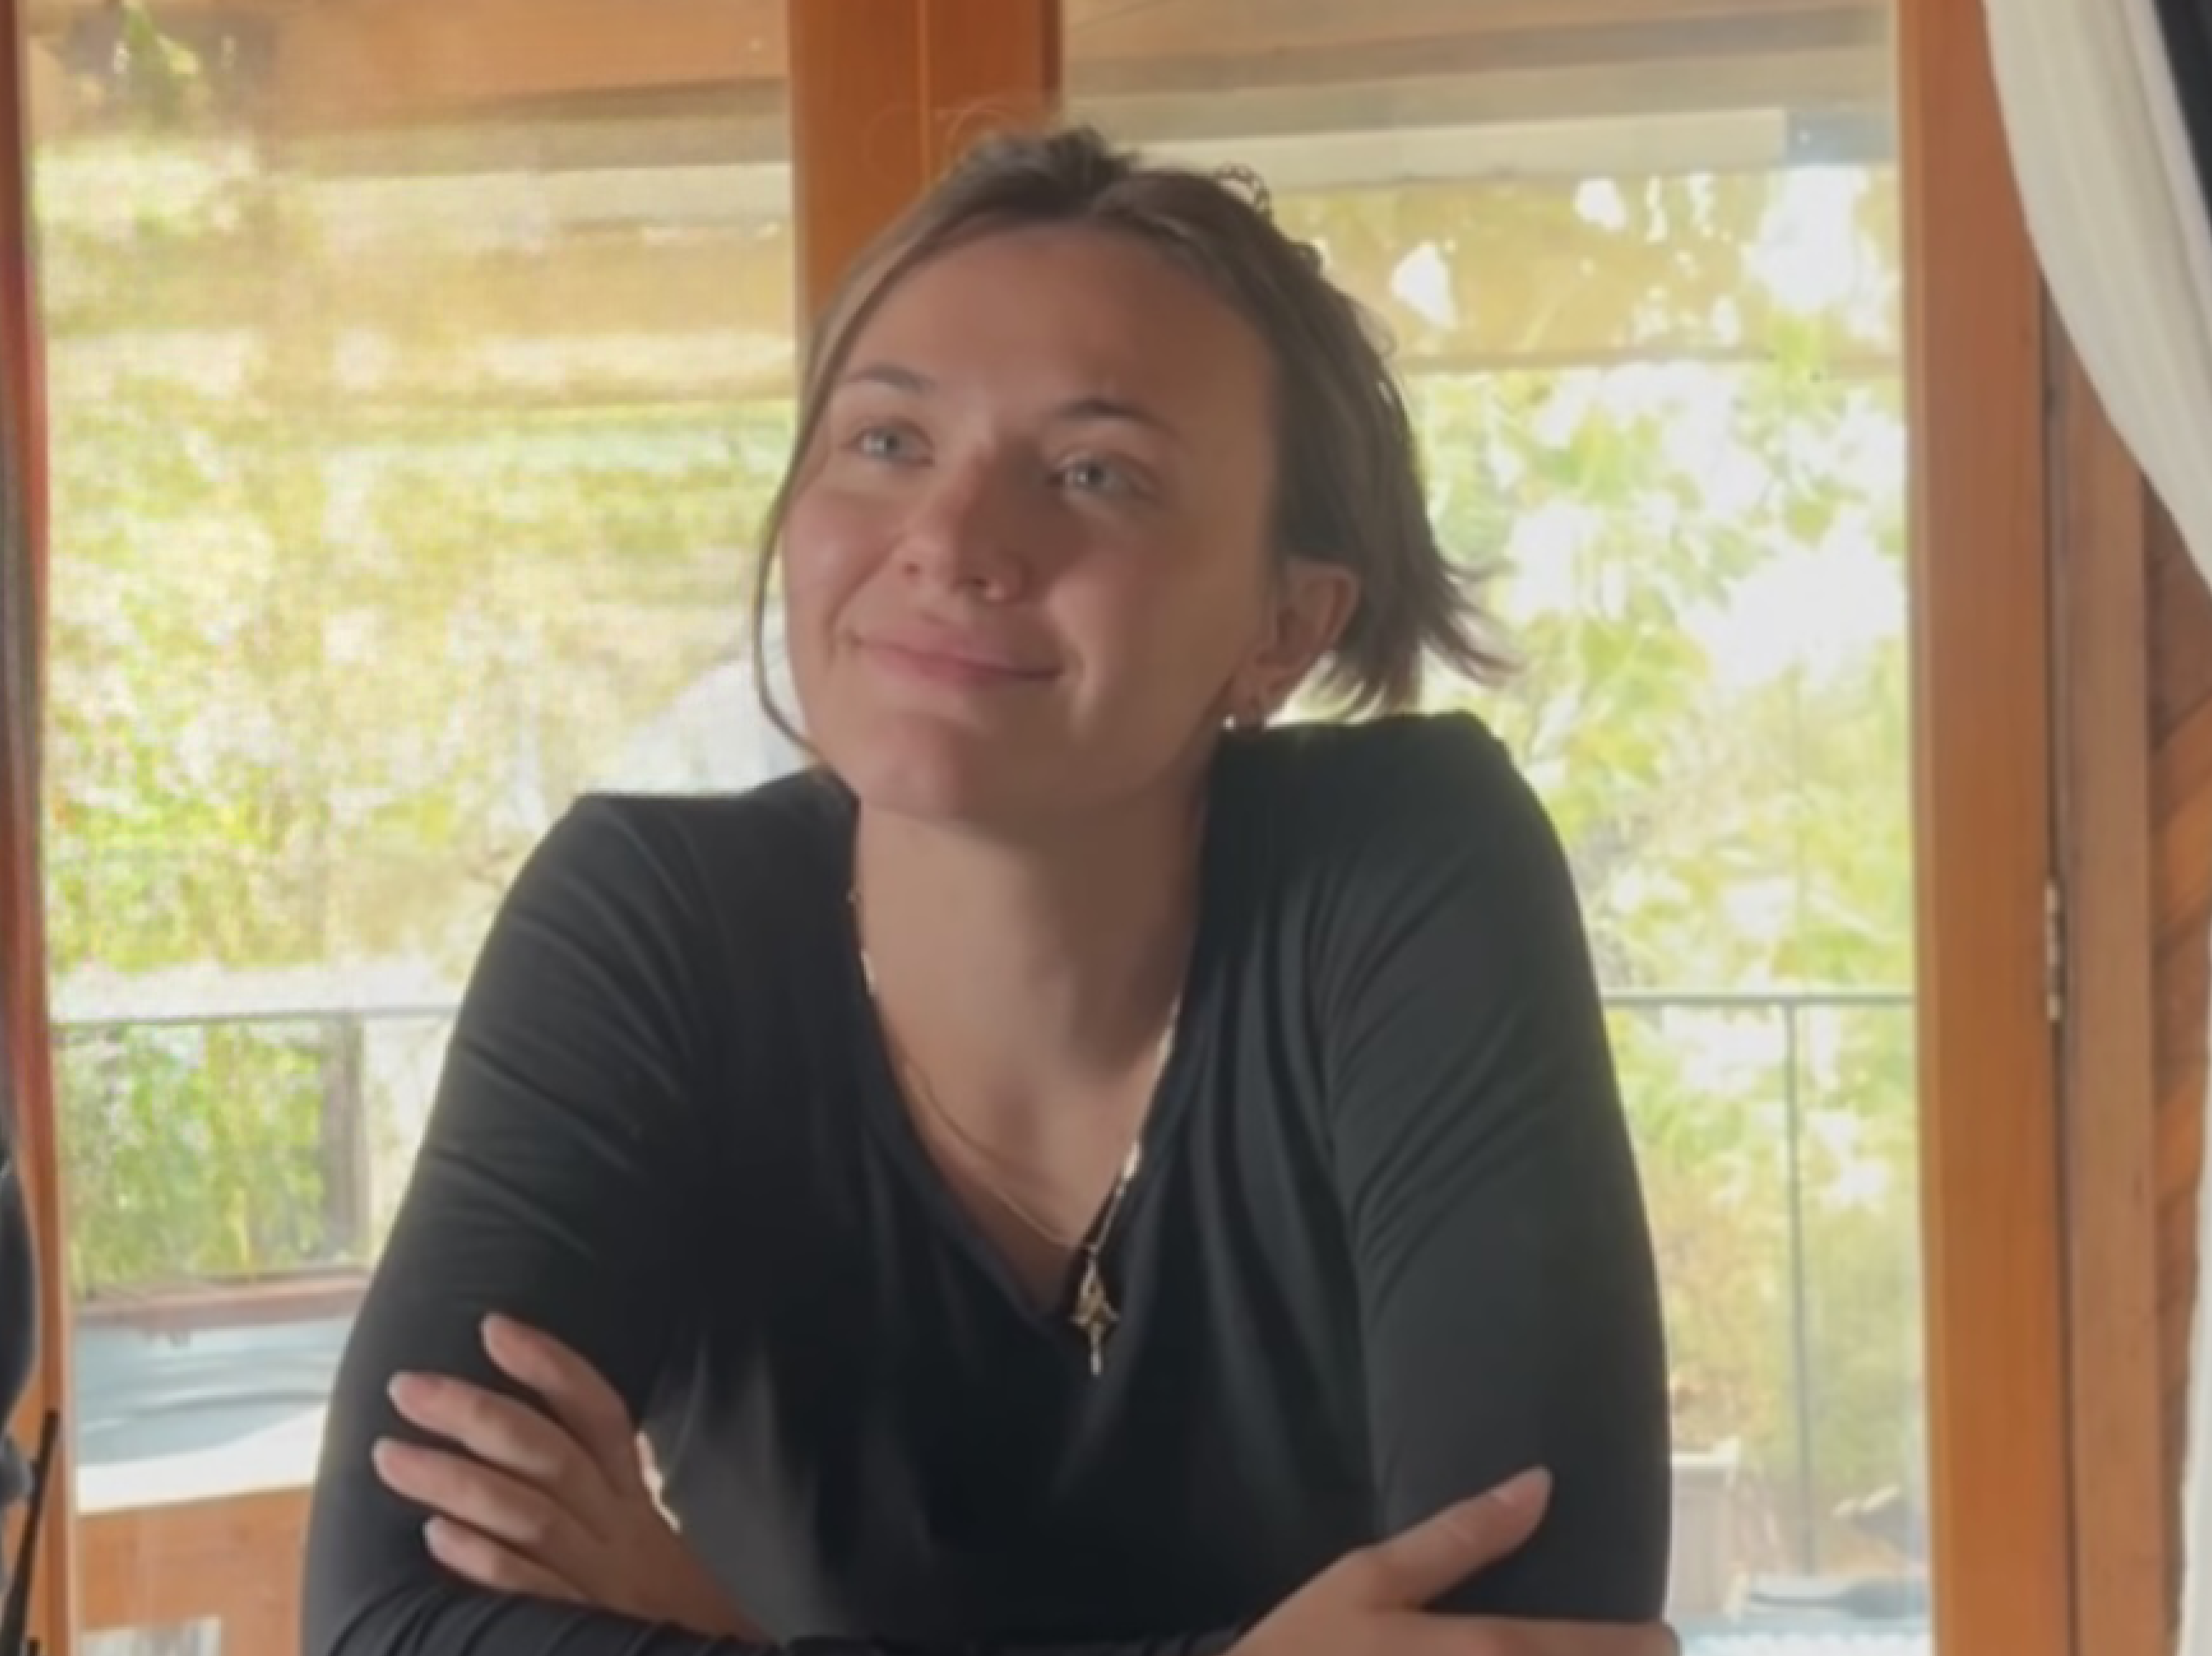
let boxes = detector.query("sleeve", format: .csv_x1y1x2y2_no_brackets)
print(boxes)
300,799,1249,1656
1315,717,1672,1622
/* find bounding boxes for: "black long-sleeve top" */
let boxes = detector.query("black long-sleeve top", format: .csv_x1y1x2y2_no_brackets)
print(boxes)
302,712,1671,1655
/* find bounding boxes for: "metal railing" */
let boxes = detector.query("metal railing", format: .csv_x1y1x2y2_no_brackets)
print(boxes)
1604,987,1917,1579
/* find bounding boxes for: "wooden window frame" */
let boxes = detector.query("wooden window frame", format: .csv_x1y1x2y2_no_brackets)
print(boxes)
0,3,2158,1653
1898,4,2071,1654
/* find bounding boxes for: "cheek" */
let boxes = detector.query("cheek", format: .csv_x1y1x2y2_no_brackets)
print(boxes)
1141,557,1272,666
1067,561,1265,706
776,498,871,715
781,495,884,629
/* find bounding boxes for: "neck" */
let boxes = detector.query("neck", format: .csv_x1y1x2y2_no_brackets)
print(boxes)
851,789,1203,1095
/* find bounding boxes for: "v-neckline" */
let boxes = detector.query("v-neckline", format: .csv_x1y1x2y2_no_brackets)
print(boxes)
831,791,1228,1344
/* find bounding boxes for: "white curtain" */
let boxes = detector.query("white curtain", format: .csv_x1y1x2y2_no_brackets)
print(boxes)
1982,0,2212,1646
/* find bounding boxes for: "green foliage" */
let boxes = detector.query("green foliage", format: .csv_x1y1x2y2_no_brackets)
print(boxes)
59,1023,327,1287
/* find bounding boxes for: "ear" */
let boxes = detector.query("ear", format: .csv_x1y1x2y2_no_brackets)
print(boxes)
1228,557,1360,724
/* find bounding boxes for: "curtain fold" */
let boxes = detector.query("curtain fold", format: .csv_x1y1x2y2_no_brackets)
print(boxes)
1983,1,2212,573
1981,0,2212,1647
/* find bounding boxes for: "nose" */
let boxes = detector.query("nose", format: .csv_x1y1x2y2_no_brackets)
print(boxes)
895,457,1030,599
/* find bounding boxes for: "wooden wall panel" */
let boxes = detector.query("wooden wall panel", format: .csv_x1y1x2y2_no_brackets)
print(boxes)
78,1492,303,1646
2152,493,2212,1637
2050,340,2169,1656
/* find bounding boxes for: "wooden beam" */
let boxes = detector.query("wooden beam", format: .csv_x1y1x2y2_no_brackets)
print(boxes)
266,0,786,133
1898,1,2073,1653
1068,0,1880,104
0,2,75,1653
789,0,1060,328
1063,0,1865,60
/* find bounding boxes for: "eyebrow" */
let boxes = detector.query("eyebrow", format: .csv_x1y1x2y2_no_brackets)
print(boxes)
838,362,933,396
834,361,1183,442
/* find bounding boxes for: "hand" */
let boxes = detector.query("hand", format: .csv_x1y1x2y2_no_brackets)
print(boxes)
1236,1470,1677,1656
373,1314,762,1639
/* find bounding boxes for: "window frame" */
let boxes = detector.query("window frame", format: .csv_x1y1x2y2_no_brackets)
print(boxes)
1896,1,2073,1648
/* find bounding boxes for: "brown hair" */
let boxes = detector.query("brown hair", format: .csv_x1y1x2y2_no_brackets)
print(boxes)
751,122,1508,737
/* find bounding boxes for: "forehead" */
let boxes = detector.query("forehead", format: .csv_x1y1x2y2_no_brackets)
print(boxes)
842,224,1277,425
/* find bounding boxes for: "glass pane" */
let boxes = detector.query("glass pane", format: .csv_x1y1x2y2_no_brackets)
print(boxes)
1068,3,1922,1648
24,2,796,1647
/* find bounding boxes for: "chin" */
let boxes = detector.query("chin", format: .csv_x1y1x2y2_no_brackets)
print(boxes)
822,723,1050,829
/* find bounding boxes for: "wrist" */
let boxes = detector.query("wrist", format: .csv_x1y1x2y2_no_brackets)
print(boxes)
672,1559,763,1642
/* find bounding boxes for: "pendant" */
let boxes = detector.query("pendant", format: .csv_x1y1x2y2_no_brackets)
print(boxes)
1070,1252,1119,1377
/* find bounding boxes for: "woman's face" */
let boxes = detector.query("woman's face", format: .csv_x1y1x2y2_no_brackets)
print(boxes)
781,224,1354,833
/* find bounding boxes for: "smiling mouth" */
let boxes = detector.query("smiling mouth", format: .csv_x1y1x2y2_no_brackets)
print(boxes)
859,636,1059,689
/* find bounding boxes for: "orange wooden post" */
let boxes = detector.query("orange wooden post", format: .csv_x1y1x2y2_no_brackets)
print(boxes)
1899,0,2075,1652
789,0,1060,327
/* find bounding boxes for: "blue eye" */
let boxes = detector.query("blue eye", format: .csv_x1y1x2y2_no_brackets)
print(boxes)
1058,457,1134,496
853,425,920,462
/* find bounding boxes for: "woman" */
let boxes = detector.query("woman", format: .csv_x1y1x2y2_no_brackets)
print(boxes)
302,125,1676,1656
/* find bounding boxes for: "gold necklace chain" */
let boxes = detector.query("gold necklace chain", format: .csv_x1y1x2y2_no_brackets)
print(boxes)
849,888,1179,1376
885,1036,1105,1251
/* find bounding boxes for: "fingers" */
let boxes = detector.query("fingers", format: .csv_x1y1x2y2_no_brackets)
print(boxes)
1355,1468,1553,1609
374,1437,587,1562
388,1370,613,1523
423,1514,589,1604
480,1315,642,1496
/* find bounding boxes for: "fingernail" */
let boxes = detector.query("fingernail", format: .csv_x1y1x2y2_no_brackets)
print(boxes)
1486,1467,1552,1511
482,1313,533,1356
388,1373,428,1410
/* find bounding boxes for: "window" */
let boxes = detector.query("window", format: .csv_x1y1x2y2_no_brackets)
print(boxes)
20,2,796,1642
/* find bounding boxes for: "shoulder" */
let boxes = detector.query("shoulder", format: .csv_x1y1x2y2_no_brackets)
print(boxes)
547,770,848,887
505,770,851,961
463,773,852,1080
1211,713,1591,1015
1221,710,1555,876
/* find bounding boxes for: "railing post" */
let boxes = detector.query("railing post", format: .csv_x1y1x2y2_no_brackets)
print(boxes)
318,1015,368,1263
1781,999,1819,1574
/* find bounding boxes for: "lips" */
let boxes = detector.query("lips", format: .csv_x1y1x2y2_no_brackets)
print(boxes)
856,626,1059,688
